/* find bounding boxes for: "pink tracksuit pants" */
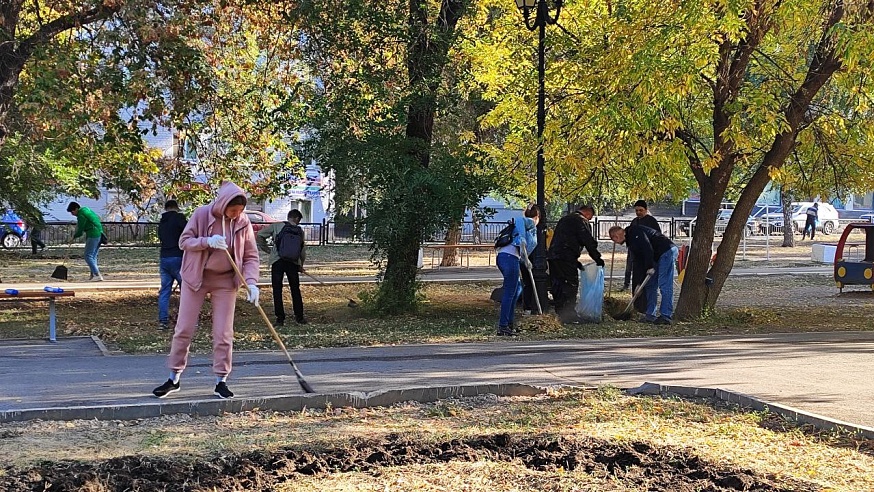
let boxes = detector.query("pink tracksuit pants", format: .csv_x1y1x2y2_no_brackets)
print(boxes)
168,271,238,376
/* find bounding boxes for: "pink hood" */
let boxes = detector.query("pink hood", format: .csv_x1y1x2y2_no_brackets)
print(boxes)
179,182,260,290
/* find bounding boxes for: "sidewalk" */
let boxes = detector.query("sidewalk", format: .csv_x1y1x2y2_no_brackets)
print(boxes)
1,264,833,292
2,331,871,429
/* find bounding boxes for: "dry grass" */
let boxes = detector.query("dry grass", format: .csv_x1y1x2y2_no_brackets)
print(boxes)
1,389,872,490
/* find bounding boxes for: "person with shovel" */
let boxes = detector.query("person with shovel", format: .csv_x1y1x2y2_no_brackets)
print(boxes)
152,182,261,400
547,205,604,323
67,202,104,281
495,205,539,336
608,224,678,325
256,209,307,327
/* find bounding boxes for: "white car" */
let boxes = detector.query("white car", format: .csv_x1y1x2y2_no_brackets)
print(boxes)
763,202,839,235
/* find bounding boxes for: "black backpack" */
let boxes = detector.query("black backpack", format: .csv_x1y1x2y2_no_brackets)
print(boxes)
494,219,517,248
275,222,304,261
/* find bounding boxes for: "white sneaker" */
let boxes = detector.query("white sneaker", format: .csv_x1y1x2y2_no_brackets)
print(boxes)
91,275,104,282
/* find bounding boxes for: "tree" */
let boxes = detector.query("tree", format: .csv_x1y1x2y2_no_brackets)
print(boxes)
292,0,497,312
470,0,874,319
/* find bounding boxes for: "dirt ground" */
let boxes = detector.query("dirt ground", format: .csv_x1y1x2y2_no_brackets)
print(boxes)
0,433,809,492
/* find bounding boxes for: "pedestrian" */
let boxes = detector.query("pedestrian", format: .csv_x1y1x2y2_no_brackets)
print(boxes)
519,205,541,314
608,224,678,324
157,200,187,331
152,182,261,400
67,201,104,281
547,205,605,323
257,209,308,326
621,200,660,292
495,205,539,336
801,202,818,240
29,212,46,255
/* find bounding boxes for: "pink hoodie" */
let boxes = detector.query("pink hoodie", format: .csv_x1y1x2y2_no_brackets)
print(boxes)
179,182,260,290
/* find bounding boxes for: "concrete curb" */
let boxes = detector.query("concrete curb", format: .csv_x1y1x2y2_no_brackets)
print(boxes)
628,382,874,440
0,383,546,423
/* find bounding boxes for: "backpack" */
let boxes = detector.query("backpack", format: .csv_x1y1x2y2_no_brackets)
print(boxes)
275,222,304,261
494,219,517,249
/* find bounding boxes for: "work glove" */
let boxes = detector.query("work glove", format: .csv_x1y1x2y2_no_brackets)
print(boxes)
595,258,605,267
246,284,260,305
206,235,227,250
646,268,655,276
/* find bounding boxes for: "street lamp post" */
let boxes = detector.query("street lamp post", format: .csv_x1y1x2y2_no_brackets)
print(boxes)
515,0,562,312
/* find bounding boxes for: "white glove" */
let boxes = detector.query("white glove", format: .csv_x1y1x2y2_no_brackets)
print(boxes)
207,235,227,250
246,284,260,305
646,268,655,276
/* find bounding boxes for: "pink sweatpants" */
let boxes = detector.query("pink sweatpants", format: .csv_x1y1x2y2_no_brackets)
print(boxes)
168,271,238,376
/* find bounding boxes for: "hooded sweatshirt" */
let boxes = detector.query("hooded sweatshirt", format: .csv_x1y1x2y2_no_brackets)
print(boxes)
179,182,260,290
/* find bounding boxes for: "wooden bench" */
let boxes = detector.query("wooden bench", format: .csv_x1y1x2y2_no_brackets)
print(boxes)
0,290,76,342
424,244,496,269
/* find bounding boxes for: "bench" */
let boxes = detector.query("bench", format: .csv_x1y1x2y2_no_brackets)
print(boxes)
0,290,76,342
424,244,496,269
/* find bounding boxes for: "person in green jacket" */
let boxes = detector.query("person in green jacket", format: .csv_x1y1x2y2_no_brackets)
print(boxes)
67,202,105,281
256,209,307,326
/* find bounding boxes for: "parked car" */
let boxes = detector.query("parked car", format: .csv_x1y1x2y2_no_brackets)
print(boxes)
1,209,27,249
680,209,754,237
858,213,874,223
759,202,839,235
244,210,278,233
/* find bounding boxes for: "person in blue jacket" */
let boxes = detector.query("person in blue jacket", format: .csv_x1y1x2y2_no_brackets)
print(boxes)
495,205,540,336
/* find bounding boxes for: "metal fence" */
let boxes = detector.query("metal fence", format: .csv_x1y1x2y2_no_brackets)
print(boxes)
9,216,865,250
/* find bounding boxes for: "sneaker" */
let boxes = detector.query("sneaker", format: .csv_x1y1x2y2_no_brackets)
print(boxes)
214,381,234,399
638,315,657,324
153,379,180,398
158,322,170,331
295,317,308,325
618,285,629,292
91,275,104,282
496,326,516,336
275,318,285,327
654,316,673,325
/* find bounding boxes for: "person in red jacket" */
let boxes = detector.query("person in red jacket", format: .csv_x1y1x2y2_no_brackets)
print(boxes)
152,182,260,400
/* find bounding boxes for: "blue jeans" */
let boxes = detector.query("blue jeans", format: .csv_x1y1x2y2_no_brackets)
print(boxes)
497,252,522,329
646,245,679,320
84,237,101,277
158,256,183,323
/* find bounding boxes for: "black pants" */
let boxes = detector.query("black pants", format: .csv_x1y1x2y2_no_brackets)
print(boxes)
802,217,816,240
548,259,580,322
520,262,536,312
623,250,634,288
30,230,45,254
271,260,304,322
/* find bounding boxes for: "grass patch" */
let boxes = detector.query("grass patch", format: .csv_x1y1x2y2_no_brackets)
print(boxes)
0,389,871,490
2,275,872,353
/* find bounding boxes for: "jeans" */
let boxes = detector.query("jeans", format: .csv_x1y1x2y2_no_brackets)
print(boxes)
802,218,816,240
158,256,183,323
271,260,304,322
497,252,522,329
83,237,101,277
645,245,679,320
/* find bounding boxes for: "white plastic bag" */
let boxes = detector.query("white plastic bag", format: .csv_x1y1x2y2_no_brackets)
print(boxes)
576,263,604,322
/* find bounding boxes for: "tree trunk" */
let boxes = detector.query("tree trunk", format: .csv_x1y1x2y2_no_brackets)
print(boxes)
381,230,422,312
781,186,795,247
440,221,461,267
674,188,722,320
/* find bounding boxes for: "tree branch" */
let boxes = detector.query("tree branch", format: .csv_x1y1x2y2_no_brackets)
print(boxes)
20,3,120,58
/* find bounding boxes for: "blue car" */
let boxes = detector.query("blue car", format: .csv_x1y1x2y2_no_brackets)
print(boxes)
1,209,28,249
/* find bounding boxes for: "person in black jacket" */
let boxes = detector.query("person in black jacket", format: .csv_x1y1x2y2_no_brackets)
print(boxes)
547,205,604,323
609,224,678,324
621,200,660,293
157,200,187,330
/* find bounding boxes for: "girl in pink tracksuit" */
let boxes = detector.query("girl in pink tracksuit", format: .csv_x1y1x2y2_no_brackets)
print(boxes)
152,182,260,399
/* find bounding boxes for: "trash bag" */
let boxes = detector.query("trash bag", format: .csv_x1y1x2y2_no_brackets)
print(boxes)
576,263,604,322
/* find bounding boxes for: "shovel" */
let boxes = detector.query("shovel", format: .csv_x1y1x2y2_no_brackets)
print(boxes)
519,242,542,315
612,271,653,321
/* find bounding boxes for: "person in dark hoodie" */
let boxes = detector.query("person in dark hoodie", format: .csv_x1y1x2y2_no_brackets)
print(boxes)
157,200,187,330
621,200,660,292
608,224,678,324
547,204,604,323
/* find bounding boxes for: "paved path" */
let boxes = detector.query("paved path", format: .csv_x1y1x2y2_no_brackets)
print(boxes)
2,332,871,428
2,265,833,292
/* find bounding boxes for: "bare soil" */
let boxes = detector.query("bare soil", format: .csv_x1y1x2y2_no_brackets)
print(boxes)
0,433,812,492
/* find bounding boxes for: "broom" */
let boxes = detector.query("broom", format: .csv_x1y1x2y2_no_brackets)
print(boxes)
611,271,653,321
224,249,315,393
